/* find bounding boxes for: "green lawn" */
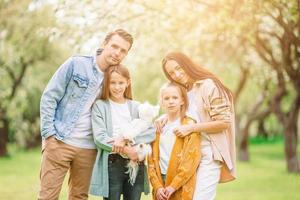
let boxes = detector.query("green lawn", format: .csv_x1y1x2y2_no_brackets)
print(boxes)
0,142,299,200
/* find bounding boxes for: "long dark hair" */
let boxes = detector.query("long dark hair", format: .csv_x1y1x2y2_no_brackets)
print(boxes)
162,51,233,101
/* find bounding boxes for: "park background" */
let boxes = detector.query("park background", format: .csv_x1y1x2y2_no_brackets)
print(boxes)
0,0,299,199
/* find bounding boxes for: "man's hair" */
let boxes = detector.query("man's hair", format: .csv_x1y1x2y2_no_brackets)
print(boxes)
103,29,134,50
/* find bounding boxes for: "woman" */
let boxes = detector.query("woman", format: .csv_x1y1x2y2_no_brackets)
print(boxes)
160,52,236,200
89,65,155,200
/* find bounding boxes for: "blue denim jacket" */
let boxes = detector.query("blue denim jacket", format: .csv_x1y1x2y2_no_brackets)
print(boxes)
40,55,103,140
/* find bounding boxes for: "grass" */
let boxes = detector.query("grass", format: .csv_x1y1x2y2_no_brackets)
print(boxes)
0,141,299,200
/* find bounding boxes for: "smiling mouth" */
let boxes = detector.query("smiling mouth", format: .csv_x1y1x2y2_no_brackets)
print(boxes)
111,57,119,62
168,106,176,109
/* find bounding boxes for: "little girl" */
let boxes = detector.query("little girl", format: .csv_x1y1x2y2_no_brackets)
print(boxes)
89,65,155,200
148,82,201,200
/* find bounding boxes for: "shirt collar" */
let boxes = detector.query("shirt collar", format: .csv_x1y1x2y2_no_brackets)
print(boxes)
93,49,104,76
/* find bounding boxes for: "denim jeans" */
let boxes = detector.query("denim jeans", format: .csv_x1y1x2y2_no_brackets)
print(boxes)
104,154,144,200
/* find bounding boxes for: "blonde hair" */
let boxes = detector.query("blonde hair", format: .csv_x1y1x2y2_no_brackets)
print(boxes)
159,82,188,120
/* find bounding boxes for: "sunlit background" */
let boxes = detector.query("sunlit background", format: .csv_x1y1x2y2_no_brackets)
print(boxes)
0,0,299,199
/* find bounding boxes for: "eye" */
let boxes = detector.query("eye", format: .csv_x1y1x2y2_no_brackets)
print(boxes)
111,44,118,49
121,49,127,54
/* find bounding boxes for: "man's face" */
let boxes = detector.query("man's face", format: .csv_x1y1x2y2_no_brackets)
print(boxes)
102,34,131,66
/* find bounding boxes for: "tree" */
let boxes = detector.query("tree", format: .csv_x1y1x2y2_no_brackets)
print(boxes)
0,0,66,155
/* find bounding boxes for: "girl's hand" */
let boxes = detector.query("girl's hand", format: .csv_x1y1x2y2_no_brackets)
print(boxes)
164,186,175,200
123,146,138,161
154,114,168,133
112,137,125,153
173,124,194,137
156,187,167,200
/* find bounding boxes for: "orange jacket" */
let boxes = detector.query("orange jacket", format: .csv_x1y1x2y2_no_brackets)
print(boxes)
148,117,201,200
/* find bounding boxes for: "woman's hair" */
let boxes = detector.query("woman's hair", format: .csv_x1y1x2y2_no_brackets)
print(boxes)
159,82,189,120
162,51,233,101
99,64,133,100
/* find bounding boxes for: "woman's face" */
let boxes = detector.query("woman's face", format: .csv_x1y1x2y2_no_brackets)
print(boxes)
164,60,190,86
109,71,129,102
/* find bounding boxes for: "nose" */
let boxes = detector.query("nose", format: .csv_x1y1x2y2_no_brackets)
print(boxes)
169,98,174,104
174,71,181,79
115,84,121,90
115,49,121,57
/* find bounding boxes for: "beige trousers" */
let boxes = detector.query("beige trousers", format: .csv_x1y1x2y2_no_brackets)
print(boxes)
38,136,97,200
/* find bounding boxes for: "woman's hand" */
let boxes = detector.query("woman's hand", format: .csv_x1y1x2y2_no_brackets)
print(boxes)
156,187,167,200
112,137,125,153
164,186,175,199
154,114,168,133
173,124,194,137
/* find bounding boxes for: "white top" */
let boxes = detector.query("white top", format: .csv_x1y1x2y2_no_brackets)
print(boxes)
64,66,103,149
187,88,211,146
159,118,180,175
109,100,132,138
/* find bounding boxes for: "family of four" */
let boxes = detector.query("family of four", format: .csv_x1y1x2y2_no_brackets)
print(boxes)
38,29,236,200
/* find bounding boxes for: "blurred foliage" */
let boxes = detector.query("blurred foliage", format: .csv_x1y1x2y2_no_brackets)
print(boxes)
0,0,69,150
0,0,299,157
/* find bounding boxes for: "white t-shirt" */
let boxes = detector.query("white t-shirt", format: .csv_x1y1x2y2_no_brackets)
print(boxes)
159,119,180,175
109,100,132,138
187,88,210,145
64,68,103,149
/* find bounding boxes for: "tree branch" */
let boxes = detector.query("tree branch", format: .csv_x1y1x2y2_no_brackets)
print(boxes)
9,57,32,100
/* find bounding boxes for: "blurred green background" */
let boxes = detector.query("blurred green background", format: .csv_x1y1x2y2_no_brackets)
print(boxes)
0,0,300,199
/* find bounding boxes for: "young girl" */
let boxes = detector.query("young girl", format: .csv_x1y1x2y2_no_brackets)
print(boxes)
148,82,201,200
89,65,155,200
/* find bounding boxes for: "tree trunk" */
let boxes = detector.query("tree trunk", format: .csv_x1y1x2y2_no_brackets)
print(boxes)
284,118,300,172
239,126,250,161
257,119,268,139
0,118,9,157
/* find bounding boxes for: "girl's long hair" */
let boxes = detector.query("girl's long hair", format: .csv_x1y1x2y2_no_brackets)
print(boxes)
159,82,189,120
99,64,132,100
162,52,233,102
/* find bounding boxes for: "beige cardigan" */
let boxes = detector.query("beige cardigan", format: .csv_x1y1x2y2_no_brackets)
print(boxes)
193,78,236,182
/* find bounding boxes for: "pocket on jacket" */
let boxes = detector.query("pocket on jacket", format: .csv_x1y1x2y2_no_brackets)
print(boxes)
70,74,89,99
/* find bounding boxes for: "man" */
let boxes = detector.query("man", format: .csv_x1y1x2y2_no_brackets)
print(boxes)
38,29,133,200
